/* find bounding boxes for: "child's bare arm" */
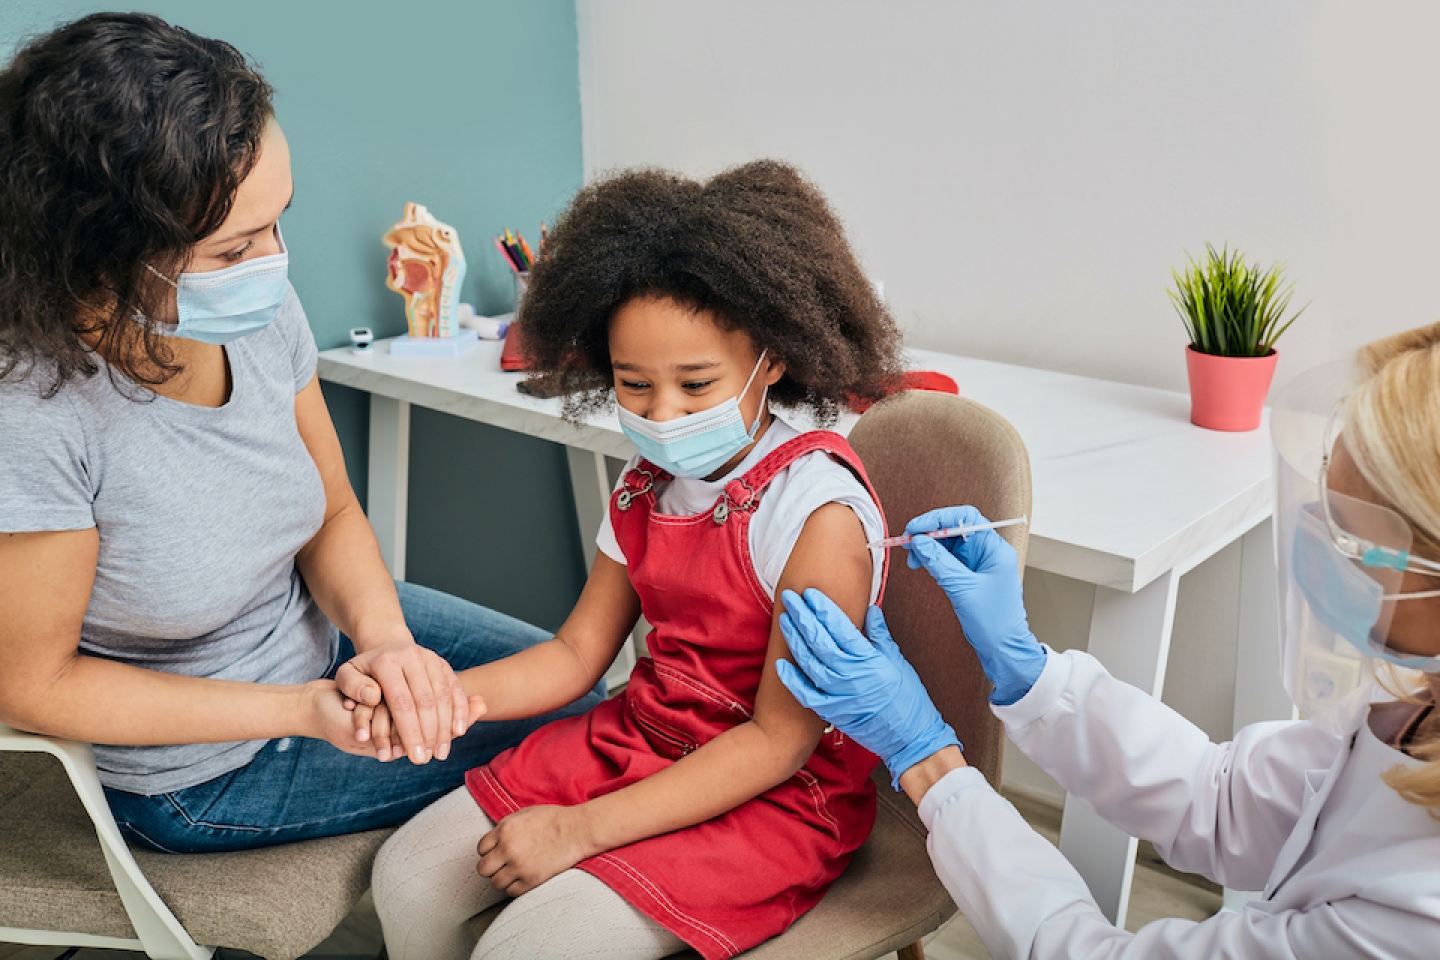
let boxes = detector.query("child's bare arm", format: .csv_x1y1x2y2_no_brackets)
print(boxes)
476,501,872,894
457,554,640,720
351,554,638,757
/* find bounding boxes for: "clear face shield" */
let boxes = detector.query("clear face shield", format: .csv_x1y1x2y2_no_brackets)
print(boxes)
1272,360,1440,727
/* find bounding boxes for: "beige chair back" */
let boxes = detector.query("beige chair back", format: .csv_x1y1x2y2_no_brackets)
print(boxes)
566,390,1035,960
849,390,1033,787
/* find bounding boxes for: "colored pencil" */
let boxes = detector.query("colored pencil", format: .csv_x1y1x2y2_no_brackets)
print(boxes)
505,229,529,270
494,236,521,272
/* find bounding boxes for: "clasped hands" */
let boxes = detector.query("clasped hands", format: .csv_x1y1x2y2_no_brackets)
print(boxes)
309,634,486,764
312,636,592,893
306,637,592,892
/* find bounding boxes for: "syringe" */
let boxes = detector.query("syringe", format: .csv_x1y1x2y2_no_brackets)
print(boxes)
867,515,1028,550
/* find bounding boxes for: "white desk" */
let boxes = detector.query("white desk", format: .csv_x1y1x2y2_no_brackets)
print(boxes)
318,337,1293,928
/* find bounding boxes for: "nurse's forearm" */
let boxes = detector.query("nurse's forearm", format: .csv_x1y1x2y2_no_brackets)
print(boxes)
921,768,1117,960
899,745,968,806
573,719,818,856
295,497,410,648
0,652,324,746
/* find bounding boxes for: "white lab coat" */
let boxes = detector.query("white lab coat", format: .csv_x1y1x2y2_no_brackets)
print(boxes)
919,648,1440,959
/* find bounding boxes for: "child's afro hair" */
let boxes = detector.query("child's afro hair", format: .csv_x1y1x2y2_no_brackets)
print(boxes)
517,160,905,424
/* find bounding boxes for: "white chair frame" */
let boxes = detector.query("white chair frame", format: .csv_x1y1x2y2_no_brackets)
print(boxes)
0,723,212,960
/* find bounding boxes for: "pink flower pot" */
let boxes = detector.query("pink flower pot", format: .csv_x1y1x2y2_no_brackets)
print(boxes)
1185,346,1278,431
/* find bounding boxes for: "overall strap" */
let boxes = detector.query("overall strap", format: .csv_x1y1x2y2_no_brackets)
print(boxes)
613,460,673,513
720,431,891,600
729,431,871,503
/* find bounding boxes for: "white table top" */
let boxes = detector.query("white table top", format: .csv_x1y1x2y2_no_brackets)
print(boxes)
319,338,1274,593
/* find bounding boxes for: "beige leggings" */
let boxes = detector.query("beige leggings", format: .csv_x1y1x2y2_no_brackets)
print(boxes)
372,786,688,960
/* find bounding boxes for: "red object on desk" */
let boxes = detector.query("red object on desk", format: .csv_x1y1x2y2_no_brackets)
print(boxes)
499,321,531,371
848,370,959,413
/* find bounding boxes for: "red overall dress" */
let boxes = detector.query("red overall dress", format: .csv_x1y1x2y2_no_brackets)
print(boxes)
466,431,888,959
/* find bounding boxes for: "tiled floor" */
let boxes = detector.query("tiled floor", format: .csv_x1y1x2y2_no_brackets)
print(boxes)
0,788,1219,960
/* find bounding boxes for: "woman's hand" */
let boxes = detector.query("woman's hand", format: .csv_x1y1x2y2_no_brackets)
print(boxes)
476,805,597,895
345,692,488,762
335,636,473,763
347,699,398,762
302,679,380,758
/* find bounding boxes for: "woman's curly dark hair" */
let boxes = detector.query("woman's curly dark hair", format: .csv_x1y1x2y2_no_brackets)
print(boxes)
519,160,905,424
0,12,274,394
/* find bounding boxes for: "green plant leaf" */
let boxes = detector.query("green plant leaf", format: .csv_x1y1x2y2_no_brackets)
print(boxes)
1166,244,1304,356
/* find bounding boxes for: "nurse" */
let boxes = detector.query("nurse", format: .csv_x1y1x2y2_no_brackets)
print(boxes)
0,13,599,852
777,325,1440,958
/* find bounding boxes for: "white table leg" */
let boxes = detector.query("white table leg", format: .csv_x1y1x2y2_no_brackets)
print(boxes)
367,395,411,581
1224,518,1295,909
566,446,610,573
1058,568,1180,927
566,447,639,691
1231,518,1293,729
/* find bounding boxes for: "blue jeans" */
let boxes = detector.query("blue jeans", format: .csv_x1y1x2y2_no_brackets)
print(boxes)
104,581,603,854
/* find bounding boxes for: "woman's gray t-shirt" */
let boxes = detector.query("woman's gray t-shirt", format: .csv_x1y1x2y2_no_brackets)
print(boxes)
0,286,338,795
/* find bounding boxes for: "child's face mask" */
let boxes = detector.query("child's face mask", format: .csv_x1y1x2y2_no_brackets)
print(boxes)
617,350,768,479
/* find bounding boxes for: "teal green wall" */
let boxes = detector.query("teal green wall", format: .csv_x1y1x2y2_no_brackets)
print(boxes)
2,1,588,630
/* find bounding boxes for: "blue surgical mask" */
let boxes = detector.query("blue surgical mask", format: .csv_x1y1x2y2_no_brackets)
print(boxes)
617,350,769,480
1293,504,1440,670
142,227,289,345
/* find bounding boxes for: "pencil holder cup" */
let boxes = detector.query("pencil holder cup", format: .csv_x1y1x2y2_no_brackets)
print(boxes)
513,271,530,311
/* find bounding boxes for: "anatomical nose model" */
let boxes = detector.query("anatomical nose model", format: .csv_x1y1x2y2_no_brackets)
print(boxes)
382,202,467,339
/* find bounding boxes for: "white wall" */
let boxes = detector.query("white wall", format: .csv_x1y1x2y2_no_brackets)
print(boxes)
578,0,1440,393
578,0,1440,802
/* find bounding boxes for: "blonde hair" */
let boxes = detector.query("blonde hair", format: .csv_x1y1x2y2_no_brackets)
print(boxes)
1347,321,1440,816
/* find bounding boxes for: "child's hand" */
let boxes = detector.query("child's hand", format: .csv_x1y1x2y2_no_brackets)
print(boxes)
304,680,379,758
335,639,473,764
476,805,597,895
347,697,399,762
346,692,488,763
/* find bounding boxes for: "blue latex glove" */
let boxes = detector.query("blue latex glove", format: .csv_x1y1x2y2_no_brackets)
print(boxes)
776,588,961,790
905,505,1047,706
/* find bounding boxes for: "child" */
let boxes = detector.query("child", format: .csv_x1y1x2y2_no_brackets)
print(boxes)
371,161,906,960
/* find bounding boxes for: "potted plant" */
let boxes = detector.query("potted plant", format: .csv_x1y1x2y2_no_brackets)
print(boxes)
1168,244,1305,431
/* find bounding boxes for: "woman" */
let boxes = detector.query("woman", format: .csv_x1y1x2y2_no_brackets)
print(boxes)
777,325,1440,958
0,12,600,853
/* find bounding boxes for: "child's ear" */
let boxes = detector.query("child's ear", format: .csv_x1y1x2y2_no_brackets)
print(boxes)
763,356,787,385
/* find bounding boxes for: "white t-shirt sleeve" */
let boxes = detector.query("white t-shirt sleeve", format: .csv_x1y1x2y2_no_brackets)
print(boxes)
594,454,643,566
750,450,885,604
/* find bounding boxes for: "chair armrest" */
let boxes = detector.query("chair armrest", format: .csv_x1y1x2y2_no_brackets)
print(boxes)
0,723,211,960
